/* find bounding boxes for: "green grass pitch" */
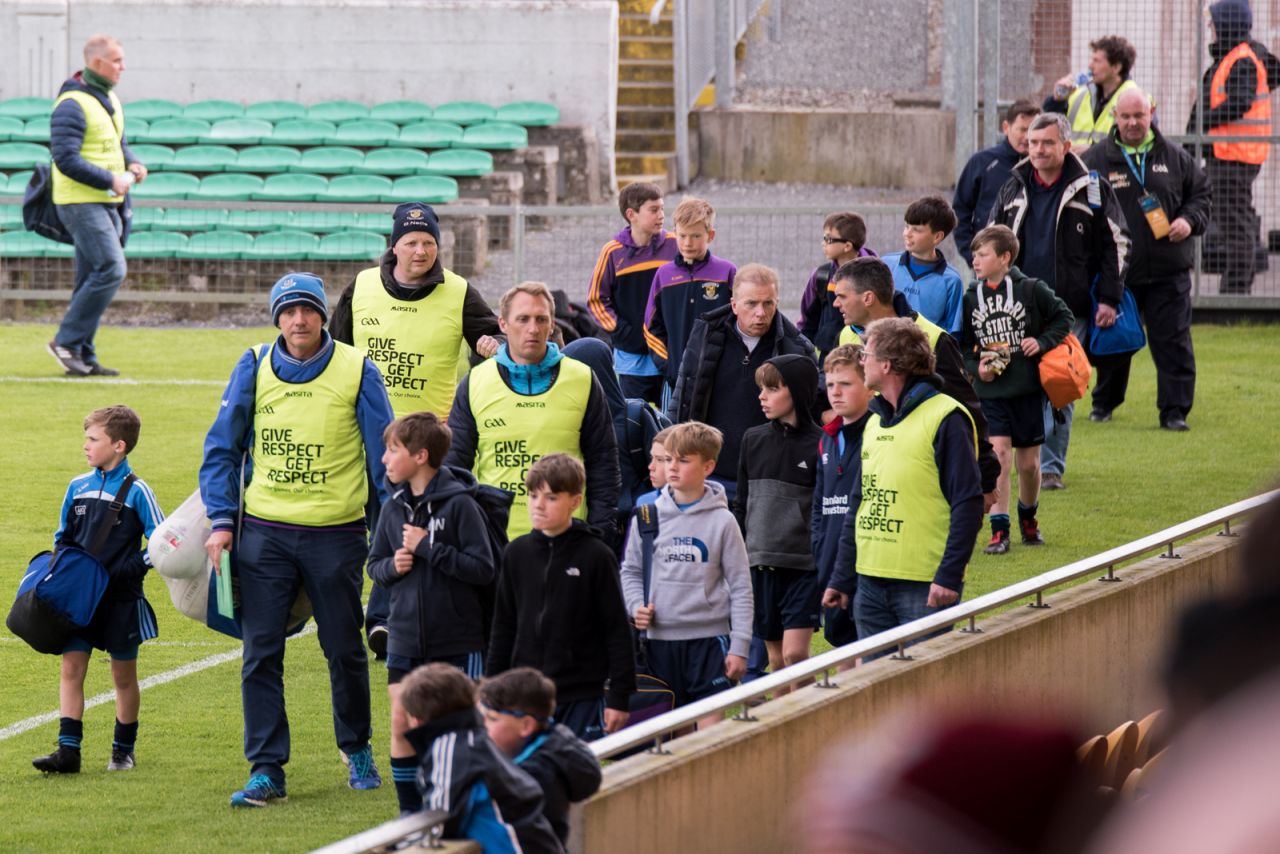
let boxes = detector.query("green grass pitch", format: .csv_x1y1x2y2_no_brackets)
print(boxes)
0,320,1277,852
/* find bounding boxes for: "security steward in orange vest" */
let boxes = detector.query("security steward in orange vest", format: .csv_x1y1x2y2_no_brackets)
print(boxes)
1188,0,1280,295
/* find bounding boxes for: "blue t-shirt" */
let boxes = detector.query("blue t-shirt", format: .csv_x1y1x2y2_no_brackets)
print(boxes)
881,251,965,334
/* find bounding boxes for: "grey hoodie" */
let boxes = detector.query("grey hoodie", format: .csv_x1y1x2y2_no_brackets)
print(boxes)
620,480,754,657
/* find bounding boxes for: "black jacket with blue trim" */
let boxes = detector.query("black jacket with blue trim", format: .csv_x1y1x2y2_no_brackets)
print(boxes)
513,723,602,845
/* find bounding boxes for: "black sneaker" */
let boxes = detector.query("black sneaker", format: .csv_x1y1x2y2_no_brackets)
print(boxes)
33,745,81,774
1089,408,1112,423
984,531,1010,555
1020,518,1045,546
85,363,121,377
367,624,388,661
46,341,91,376
107,748,135,771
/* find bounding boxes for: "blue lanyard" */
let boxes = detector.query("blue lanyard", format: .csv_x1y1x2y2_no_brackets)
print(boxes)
1121,148,1147,189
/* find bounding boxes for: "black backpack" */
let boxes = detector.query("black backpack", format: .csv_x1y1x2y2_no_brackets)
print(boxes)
623,398,671,486
472,482,515,649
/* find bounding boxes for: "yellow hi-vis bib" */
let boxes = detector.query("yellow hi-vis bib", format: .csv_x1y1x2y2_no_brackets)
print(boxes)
856,392,976,583
352,267,468,418
1066,79,1143,146
839,314,945,348
51,89,126,205
469,356,592,539
244,342,369,526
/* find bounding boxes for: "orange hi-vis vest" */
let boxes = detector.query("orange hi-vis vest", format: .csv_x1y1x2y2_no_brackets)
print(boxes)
1210,42,1272,165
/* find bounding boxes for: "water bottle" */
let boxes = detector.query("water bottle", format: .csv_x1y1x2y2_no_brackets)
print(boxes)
1054,71,1091,101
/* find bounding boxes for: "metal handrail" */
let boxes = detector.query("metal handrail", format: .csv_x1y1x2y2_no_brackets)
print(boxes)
310,809,450,854
591,490,1276,760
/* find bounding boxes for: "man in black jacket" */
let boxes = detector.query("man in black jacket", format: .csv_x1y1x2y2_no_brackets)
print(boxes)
953,99,1041,266
1085,88,1212,431
990,111,1131,489
668,263,818,500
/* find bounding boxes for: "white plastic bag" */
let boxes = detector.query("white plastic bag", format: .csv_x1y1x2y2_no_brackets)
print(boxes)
148,490,213,580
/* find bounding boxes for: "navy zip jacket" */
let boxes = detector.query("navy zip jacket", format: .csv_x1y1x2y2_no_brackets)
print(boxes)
811,413,869,589
513,723,603,845
487,520,636,710
828,375,984,594
198,332,392,532
643,251,736,384
953,136,1023,266
366,466,500,660
50,71,140,193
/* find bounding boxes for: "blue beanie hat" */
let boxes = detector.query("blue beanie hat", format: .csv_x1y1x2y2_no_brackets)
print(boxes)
270,272,328,326
1211,0,1252,33
391,202,441,247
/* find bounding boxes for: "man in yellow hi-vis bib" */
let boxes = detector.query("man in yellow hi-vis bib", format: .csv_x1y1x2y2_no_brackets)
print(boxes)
821,317,983,658
445,281,620,542
47,34,148,377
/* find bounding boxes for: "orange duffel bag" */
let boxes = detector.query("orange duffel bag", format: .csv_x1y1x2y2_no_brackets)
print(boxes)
1039,332,1092,409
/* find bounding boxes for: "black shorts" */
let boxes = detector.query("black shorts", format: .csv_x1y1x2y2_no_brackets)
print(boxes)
750,566,822,640
644,636,734,707
980,392,1046,449
555,697,605,742
387,650,483,685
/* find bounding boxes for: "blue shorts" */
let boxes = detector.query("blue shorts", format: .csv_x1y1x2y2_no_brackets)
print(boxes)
981,392,1046,449
63,637,138,661
644,636,733,707
387,650,484,685
750,566,822,640
555,697,605,742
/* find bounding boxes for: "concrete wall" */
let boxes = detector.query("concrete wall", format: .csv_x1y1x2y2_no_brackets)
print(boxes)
694,107,955,188
0,0,618,185
573,531,1242,854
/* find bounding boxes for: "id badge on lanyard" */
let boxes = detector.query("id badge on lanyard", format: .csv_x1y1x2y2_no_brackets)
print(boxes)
1140,193,1170,239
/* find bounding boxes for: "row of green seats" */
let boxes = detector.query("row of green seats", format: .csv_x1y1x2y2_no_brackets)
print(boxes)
0,228,386,261
0,170,34,194
126,144,492,176
0,96,558,127
0,118,527,150
131,208,392,234
130,172,459,203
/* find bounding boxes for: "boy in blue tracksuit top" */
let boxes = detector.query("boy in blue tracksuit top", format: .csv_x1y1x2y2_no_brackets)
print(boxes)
880,196,966,335
367,412,501,816
643,196,737,392
32,405,164,775
811,346,872,649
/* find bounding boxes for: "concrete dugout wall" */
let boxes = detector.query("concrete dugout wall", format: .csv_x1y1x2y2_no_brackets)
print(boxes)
0,0,618,180
574,530,1242,854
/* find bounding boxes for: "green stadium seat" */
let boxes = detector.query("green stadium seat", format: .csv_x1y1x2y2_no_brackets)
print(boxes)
0,230,72,257
328,120,399,147
126,230,189,258
293,146,364,174
245,100,307,122
0,204,23,228
178,230,254,260
456,122,527,150
253,172,329,201
246,230,321,260
307,101,369,123
172,145,239,172
12,118,51,143
195,173,265,201
289,211,388,234
130,171,200,199
125,117,149,142
184,100,244,122
393,120,464,149
495,101,560,127
129,144,175,170
370,100,433,124
206,118,273,145
126,99,183,122
236,145,302,173
158,208,228,231
355,148,430,175
385,175,459,204
320,174,392,202
140,118,212,144
422,148,492,178
5,170,34,193
130,206,166,229
0,143,50,170
271,119,336,146
432,101,496,125
0,116,25,141
223,209,295,231
311,230,386,261
0,97,53,120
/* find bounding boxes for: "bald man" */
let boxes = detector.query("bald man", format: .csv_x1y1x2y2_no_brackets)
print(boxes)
47,35,148,377
1083,88,1211,432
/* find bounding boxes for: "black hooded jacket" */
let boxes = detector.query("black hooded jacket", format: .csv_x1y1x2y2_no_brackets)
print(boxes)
366,466,500,660
733,355,824,571
514,723,603,845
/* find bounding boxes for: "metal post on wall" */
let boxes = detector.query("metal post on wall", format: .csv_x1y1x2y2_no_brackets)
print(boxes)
674,0,691,187
980,0,1001,147
944,0,978,181
1193,2,1205,299
715,0,734,109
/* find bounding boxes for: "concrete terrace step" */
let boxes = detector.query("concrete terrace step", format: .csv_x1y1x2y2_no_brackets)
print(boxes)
616,105,677,131
617,127,677,150
620,60,674,83
619,81,675,107
620,39,674,60
616,150,677,175
616,171,675,193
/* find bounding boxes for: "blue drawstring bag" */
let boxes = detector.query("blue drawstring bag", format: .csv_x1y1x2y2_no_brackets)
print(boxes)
1090,285,1146,357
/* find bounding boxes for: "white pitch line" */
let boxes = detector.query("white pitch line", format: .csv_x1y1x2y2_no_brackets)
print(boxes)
0,624,316,743
0,376,226,387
